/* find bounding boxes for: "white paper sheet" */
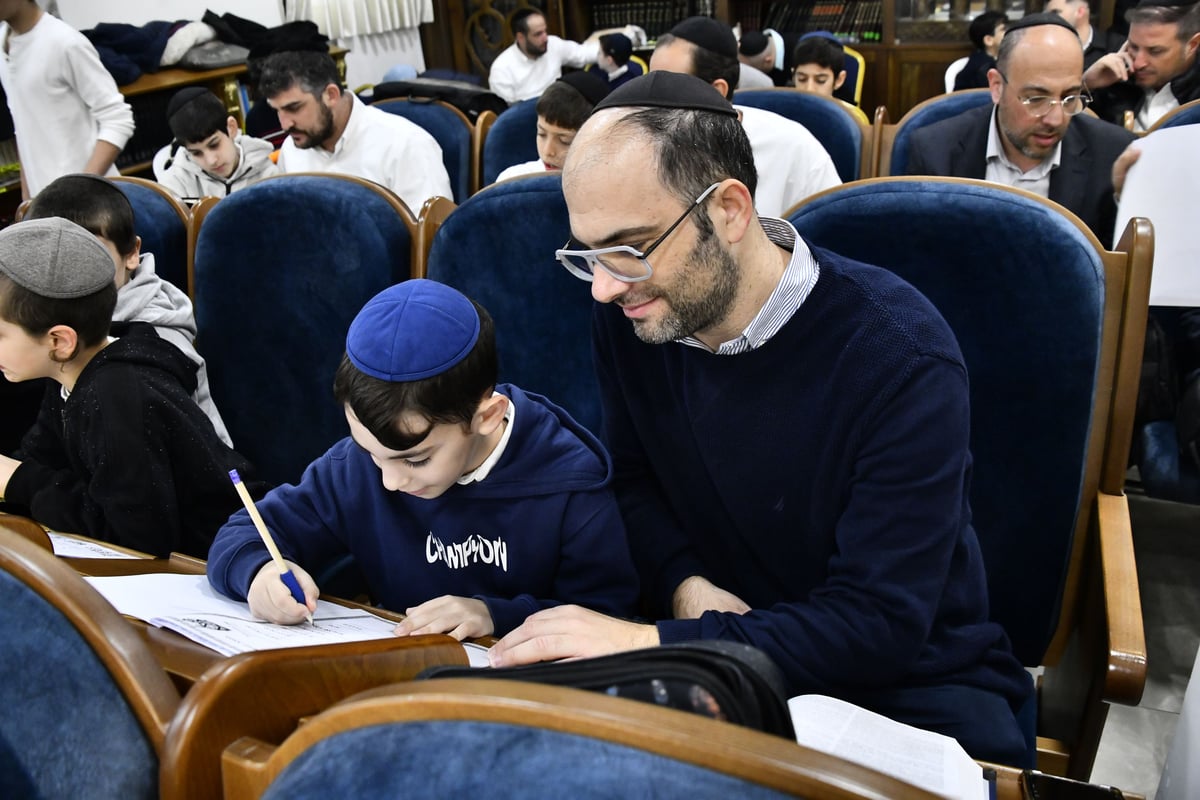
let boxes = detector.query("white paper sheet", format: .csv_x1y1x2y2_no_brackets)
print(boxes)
49,532,141,559
1113,126,1200,306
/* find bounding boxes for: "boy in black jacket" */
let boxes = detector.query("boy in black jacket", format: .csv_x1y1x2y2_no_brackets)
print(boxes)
0,217,262,557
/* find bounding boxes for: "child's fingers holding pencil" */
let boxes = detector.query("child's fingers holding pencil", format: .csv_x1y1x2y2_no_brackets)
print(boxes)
248,560,319,625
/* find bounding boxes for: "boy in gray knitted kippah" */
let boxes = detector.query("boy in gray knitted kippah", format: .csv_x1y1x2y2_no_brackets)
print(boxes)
0,217,263,559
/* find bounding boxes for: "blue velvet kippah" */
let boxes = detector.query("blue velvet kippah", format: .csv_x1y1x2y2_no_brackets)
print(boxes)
346,279,480,382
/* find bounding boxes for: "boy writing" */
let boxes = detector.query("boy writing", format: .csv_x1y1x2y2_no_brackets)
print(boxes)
158,87,279,200
791,37,849,99
207,279,638,640
494,71,611,182
0,217,262,558
25,174,232,446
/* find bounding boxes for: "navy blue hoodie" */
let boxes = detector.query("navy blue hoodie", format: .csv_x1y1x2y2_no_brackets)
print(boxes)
207,384,639,635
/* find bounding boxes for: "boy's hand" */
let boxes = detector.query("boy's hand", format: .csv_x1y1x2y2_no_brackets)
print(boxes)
394,595,494,640
0,454,20,498
247,560,318,625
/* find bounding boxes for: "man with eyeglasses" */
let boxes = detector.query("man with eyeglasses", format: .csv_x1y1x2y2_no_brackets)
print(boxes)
488,71,1036,768
906,13,1135,239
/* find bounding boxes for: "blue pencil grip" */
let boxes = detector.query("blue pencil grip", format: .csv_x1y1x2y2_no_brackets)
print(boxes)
279,569,307,607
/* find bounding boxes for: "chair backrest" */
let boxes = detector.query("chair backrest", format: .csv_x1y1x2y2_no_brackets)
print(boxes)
0,512,52,551
944,56,970,93
786,178,1148,667
481,97,539,186
222,678,941,800
371,98,473,203
160,636,468,800
472,109,498,194
192,173,417,486
879,88,994,176
1145,97,1200,133
734,88,867,182
425,173,600,433
111,176,193,298
0,527,180,799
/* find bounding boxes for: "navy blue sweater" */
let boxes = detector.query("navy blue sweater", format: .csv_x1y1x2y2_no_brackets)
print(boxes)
594,246,1030,707
207,384,639,636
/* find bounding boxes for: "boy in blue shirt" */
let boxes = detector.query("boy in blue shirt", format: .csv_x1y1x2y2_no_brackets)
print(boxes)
208,280,638,639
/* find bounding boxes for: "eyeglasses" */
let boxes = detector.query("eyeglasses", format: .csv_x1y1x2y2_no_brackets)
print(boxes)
998,72,1092,117
555,183,721,283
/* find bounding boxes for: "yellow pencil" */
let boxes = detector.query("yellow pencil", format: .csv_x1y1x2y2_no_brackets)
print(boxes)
229,469,313,626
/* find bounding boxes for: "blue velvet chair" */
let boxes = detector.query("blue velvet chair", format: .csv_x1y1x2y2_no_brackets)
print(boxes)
733,88,867,182
222,678,931,799
192,173,417,487
877,88,994,176
424,173,600,433
1145,97,1200,132
0,524,180,799
372,98,473,203
480,97,539,186
787,177,1153,778
111,176,192,297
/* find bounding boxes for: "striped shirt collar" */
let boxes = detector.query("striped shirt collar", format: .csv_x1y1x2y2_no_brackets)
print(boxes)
677,217,819,354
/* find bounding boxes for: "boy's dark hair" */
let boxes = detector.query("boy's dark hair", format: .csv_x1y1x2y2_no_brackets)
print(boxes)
0,273,116,349
512,8,542,37
655,33,741,99
536,80,596,129
333,299,499,451
166,87,229,144
257,50,342,99
25,174,138,259
969,11,1008,49
791,37,845,74
599,32,633,66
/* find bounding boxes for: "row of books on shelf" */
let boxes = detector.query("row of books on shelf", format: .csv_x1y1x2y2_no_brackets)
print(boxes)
763,0,885,43
592,1,714,39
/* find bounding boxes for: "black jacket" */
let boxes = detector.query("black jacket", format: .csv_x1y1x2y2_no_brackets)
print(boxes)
904,103,1137,240
8,323,264,558
1090,52,1200,127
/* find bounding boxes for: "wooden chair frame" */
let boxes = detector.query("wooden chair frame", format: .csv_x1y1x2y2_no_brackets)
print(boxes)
221,678,945,800
472,109,499,194
1144,97,1200,134
873,88,993,177
0,511,53,551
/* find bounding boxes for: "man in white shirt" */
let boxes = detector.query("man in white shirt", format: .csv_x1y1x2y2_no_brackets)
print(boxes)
258,50,451,212
488,9,599,105
1084,0,1200,130
0,0,134,199
650,17,841,217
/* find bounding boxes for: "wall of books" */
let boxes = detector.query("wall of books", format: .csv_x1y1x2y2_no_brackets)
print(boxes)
760,0,884,44
590,1,718,39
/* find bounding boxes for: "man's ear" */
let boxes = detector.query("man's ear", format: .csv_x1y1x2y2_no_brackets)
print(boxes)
473,392,509,436
987,67,1004,104
714,178,755,245
322,83,342,107
1187,31,1200,60
226,115,240,139
46,324,80,364
834,70,847,90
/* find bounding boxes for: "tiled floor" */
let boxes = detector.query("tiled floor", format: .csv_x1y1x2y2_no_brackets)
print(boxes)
1089,493,1200,798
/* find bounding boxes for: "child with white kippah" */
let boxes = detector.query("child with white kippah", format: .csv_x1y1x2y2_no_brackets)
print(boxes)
207,279,639,640
0,217,263,558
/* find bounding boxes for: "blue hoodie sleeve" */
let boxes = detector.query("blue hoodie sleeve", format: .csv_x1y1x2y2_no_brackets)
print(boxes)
207,441,358,600
478,485,639,636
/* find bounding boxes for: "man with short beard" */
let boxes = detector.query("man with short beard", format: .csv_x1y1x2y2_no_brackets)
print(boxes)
488,71,1036,769
904,13,1134,240
258,50,451,212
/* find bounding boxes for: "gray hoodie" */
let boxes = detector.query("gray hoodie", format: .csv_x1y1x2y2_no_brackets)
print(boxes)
114,253,233,446
158,134,279,199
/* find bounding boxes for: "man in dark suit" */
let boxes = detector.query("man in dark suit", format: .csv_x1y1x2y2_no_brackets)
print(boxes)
907,13,1136,240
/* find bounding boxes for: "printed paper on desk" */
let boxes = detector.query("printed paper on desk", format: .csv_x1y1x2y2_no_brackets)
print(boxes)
85,573,396,658
788,694,990,800
49,532,141,559
1113,125,1200,306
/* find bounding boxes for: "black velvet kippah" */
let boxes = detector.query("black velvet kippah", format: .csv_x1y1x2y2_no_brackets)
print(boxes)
557,70,612,107
739,31,770,56
1006,12,1081,36
166,86,209,121
668,16,738,59
592,71,738,116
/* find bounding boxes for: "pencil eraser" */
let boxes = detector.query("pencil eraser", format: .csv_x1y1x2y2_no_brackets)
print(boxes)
228,469,241,483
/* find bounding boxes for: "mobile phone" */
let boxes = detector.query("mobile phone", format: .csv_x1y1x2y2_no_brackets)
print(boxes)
1020,770,1125,800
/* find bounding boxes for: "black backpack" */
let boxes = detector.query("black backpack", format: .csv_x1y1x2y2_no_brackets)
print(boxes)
419,640,795,738
371,78,508,121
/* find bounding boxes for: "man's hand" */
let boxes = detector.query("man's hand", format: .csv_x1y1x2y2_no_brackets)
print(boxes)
1112,143,1142,200
1083,41,1132,90
394,595,494,641
672,575,751,619
247,560,318,624
487,605,659,667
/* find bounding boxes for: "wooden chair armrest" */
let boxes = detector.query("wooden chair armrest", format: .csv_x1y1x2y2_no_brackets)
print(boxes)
1095,491,1147,705
221,736,275,800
